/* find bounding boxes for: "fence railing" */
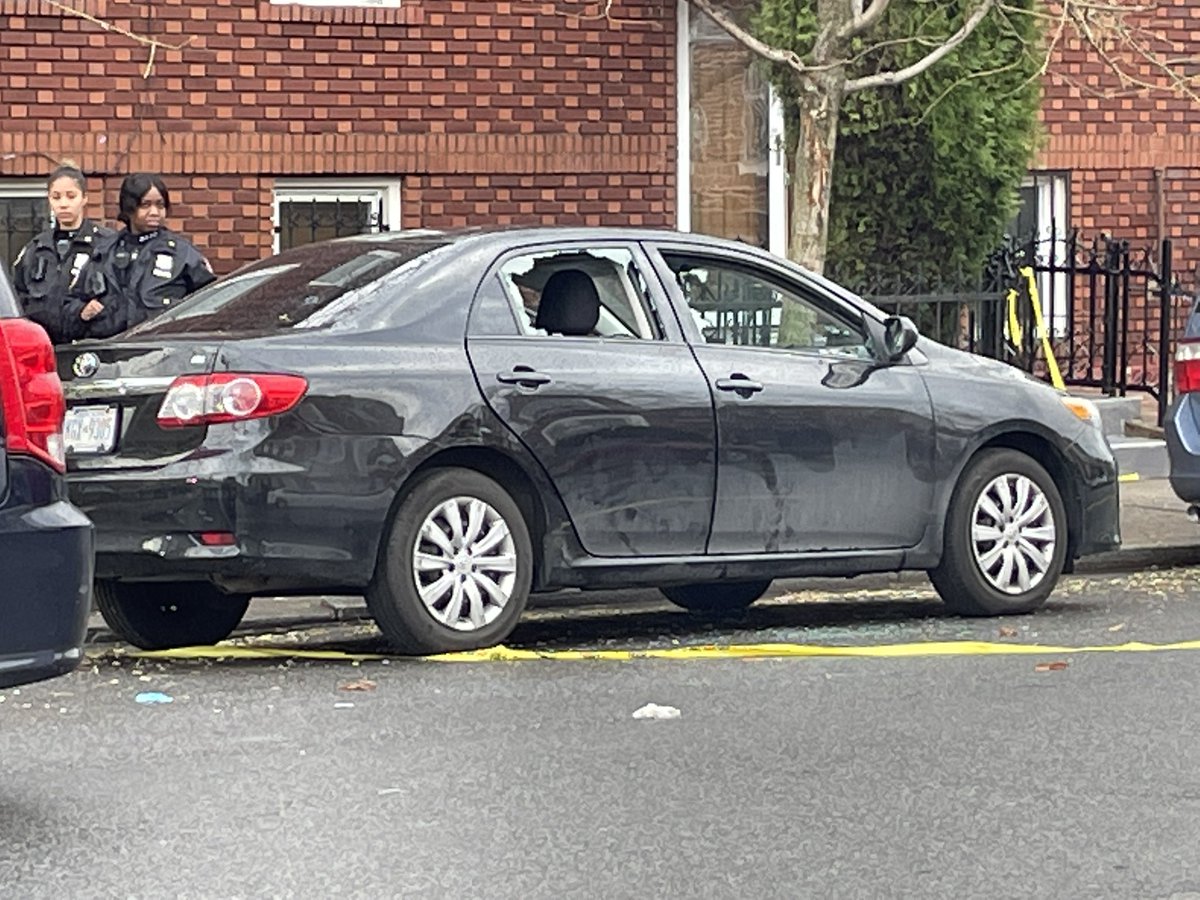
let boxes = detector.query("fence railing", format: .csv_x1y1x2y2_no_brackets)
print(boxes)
831,233,1194,425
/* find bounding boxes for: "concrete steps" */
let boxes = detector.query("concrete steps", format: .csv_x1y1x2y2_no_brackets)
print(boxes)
1091,396,1168,480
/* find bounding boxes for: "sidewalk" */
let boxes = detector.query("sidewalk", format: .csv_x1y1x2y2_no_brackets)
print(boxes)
85,476,1200,643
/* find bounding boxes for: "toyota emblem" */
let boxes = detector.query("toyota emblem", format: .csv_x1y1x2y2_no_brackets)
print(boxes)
72,352,100,379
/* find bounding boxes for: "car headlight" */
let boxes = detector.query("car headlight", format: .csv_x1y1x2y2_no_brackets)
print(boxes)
1061,395,1103,429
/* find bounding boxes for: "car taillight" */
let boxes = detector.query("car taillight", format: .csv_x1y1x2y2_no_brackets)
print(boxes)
0,318,66,472
1176,340,1200,394
157,373,308,428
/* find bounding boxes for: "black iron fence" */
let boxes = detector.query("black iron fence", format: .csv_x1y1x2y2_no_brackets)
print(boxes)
832,233,1195,425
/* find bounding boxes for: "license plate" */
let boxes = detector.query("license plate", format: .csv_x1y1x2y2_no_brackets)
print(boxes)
64,405,119,455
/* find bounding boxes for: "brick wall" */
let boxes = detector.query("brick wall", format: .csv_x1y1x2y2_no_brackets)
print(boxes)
0,0,677,273
1038,1,1200,281
1035,1,1200,388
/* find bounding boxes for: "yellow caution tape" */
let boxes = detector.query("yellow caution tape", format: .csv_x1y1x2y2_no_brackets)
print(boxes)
120,638,1200,664
1005,266,1066,391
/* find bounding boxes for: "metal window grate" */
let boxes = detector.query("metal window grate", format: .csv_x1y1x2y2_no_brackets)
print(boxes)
275,196,387,252
0,196,50,278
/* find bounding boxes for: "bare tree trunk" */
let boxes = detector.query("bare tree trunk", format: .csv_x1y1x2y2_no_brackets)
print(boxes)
788,76,843,274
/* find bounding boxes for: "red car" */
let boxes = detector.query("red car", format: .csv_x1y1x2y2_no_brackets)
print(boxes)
0,264,93,689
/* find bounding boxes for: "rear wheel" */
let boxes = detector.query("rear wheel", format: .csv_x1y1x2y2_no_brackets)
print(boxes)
660,580,771,613
930,449,1068,616
367,468,533,655
94,581,250,650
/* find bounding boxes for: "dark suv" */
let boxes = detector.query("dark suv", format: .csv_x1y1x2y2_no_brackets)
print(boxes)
0,264,93,689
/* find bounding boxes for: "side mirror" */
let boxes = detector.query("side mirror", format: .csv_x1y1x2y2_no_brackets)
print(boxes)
883,316,919,362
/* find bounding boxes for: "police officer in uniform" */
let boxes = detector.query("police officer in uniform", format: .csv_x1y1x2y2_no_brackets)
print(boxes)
11,165,114,344
103,173,215,330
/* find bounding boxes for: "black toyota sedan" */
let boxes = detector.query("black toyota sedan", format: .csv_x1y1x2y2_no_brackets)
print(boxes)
58,228,1119,654
0,262,93,688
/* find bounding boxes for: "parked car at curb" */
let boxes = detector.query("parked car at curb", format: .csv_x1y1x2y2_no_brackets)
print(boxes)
58,227,1119,655
0,263,93,688
1166,298,1200,513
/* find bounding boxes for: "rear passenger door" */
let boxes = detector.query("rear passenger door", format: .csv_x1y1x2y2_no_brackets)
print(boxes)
466,242,717,558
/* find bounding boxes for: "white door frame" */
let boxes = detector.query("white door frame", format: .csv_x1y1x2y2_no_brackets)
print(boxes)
676,0,787,258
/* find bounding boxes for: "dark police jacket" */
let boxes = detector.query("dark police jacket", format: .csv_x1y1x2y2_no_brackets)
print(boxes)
11,220,114,345
101,228,216,332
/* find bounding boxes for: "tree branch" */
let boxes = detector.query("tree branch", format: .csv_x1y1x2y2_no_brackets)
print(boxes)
843,0,996,93
544,0,660,29
837,0,895,43
688,0,814,75
42,0,194,78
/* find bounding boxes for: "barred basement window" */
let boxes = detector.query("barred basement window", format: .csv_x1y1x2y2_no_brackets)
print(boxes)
0,183,49,278
272,181,402,254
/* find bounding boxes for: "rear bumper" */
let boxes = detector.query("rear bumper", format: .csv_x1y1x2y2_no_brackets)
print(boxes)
0,467,94,688
68,451,389,593
1167,395,1200,504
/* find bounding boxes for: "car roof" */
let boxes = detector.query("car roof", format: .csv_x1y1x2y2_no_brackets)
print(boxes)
307,225,795,266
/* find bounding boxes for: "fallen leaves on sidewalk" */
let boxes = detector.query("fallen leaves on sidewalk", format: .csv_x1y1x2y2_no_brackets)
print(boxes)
338,678,377,692
998,626,1018,638
1034,661,1069,672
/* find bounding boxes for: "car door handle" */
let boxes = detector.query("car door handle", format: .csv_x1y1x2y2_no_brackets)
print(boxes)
715,375,764,396
497,367,552,388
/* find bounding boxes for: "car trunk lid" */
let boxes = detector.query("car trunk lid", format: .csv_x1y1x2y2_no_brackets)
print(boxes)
57,340,222,470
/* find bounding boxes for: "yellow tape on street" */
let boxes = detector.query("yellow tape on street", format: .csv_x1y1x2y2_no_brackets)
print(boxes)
122,638,1200,664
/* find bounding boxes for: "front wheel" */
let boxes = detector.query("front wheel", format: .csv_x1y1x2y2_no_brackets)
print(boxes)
94,581,250,650
930,449,1068,616
660,580,772,613
367,468,533,655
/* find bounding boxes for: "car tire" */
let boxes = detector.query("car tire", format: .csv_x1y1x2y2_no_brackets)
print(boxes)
94,581,250,650
660,580,772,613
930,448,1068,616
367,468,533,655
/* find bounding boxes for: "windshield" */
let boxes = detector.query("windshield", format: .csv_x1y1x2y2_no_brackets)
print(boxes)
128,240,450,336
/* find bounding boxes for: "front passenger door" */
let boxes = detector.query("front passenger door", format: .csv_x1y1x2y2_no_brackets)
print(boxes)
647,246,936,554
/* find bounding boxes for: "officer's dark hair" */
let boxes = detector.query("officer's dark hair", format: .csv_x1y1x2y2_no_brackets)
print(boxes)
46,165,87,193
118,173,171,226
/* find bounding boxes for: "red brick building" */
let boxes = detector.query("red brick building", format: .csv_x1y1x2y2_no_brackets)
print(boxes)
0,0,1196,295
0,0,678,274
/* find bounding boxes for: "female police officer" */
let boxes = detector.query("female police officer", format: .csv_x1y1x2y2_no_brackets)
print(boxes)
101,173,216,331
11,165,114,344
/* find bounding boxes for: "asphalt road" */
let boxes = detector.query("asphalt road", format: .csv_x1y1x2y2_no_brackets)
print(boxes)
6,567,1200,898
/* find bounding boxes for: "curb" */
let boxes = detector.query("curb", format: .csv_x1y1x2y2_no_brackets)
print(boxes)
1074,543,1200,575
83,542,1200,648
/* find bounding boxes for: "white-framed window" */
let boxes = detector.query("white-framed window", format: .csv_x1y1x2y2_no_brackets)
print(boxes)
1013,172,1069,335
0,181,49,273
269,0,400,6
272,179,402,254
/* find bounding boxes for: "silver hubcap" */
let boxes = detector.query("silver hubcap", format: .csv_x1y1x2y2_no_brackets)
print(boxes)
971,473,1057,595
412,496,518,631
